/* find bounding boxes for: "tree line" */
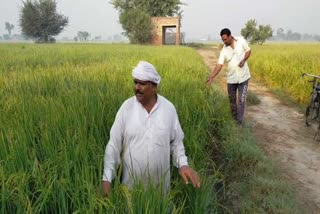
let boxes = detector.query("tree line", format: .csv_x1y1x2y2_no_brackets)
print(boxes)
13,0,182,44
4,0,320,44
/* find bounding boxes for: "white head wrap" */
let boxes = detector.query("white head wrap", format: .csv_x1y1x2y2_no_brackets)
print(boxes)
132,61,161,85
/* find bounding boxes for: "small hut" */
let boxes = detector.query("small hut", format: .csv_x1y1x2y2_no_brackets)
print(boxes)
151,17,181,45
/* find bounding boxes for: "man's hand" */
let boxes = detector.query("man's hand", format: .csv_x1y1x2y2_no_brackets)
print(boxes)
179,165,200,188
238,59,245,67
206,64,223,86
206,77,213,86
101,181,111,197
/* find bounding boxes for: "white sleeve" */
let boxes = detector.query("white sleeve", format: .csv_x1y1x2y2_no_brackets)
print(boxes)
242,37,251,52
170,110,188,168
217,49,225,65
102,107,124,182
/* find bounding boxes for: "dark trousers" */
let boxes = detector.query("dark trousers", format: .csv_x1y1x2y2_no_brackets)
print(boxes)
227,80,249,125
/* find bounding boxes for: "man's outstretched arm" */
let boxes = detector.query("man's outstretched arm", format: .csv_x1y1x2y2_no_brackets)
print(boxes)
206,64,223,86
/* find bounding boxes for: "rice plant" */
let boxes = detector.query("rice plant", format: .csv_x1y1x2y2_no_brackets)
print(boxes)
0,43,229,213
249,43,320,104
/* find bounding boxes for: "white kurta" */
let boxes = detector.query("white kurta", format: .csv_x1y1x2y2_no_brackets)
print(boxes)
102,95,188,191
218,36,251,84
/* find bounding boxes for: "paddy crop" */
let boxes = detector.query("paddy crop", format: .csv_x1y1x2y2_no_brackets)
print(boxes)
0,43,229,213
249,43,320,104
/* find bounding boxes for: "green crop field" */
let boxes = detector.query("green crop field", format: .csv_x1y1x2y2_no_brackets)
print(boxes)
250,43,320,104
0,43,233,213
0,43,304,213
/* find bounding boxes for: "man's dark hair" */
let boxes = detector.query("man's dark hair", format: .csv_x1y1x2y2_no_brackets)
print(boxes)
220,28,231,37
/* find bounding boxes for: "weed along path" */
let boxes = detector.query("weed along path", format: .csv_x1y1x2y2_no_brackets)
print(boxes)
197,47,320,212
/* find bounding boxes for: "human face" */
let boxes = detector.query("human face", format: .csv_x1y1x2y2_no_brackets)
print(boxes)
221,34,232,46
134,79,157,105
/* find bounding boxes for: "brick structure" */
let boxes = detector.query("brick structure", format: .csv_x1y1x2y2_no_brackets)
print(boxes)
151,17,180,45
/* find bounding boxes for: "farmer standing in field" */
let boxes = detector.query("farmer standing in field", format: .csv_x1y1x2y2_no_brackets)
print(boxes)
101,61,200,197
206,28,251,126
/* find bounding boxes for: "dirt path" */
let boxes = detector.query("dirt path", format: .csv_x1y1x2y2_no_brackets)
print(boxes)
198,47,320,213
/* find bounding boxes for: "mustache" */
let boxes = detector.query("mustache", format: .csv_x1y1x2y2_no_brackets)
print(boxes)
135,90,143,95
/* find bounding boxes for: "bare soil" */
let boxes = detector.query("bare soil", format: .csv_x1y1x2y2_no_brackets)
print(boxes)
198,47,320,213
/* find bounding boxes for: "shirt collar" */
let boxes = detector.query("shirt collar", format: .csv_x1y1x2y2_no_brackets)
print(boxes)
134,94,161,115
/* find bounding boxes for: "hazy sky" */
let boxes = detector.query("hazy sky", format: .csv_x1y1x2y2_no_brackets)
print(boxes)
0,0,319,40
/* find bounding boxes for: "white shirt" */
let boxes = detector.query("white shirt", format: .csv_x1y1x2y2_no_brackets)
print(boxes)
218,36,251,84
102,95,188,191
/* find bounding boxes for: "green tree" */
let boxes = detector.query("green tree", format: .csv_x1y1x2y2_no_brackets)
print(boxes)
111,0,183,44
252,25,273,45
240,19,257,40
19,0,68,43
5,22,14,36
77,31,90,41
119,8,152,44
241,19,273,45
276,28,285,40
285,30,301,41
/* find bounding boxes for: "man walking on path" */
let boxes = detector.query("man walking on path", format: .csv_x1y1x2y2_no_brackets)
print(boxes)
206,28,251,125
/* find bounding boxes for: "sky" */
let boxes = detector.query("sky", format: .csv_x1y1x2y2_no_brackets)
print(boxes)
0,0,319,41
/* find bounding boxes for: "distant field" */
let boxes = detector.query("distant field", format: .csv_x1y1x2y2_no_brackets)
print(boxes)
249,43,320,104
0,43,231,213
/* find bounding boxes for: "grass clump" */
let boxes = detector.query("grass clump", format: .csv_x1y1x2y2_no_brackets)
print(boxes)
246,90,261,106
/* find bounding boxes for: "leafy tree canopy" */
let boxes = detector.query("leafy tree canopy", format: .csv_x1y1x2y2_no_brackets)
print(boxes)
77,31,90,41
19,0,68,43
241,19,273,45
111,0,183,44
112,0,182,16
5,22,14,36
